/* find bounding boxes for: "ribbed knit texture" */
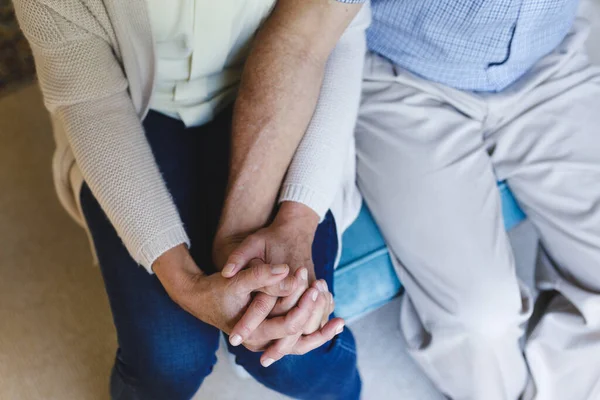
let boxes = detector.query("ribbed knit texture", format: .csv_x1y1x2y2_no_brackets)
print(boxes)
14,0,189,272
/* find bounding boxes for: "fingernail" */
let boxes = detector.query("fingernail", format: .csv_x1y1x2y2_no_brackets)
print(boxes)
335,325,344,335
280,281,289,291
311,289,318,302
222,264,235,275
271,264,288,274
322,280,328,291
330,295,334,304
262,358,275,367
317,281,325,292
230,334,242,346
300,268,308,281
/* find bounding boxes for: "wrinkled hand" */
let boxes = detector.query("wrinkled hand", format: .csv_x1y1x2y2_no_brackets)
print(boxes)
216,202,320,282
153,244,297,334
235,265,341,365
154,244,340,367
213,202,343,366
232,265,340,366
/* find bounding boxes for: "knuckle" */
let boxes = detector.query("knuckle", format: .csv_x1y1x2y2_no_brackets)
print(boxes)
252,296,272,315
245,343,262,352
274,279,291,295
237,323,252,338
270,348,287,359
285,321,302,336
228,273,244,292
285,277,298,292
294,347,308,356
245,338,268,352
271,302,284,315
316,294,326,307
251,265,264,281
228,250,243,262
248,235,263,247
305,294,318,310
301,302,315,316
298,282,309,293
303,326,317,336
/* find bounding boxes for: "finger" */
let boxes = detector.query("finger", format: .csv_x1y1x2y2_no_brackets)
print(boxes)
260,334,300,367
271,267,309,316
233,263,290,294
325,292,335,326
229,293,277,347
293,318,345,356
316,280,335,326
256,275,298,297
303,280,329,335
253,287,319,340
222,236,265,277
314,279,327,294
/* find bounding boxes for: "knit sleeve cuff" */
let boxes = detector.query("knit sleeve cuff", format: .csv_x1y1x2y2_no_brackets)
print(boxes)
136,224,191,274
279,184,329,221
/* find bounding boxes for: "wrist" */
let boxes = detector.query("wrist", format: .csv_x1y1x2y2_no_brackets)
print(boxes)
153,244,204,294
275,201,319,232
215,204,268,247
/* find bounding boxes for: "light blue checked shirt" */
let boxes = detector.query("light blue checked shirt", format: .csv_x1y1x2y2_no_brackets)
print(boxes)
367,0,580,92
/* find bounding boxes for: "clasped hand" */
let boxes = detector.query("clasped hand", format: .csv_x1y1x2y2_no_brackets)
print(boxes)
213,203,344,367
154,204,344,368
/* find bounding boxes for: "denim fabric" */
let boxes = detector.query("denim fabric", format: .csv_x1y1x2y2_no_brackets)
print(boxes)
80,109,361,400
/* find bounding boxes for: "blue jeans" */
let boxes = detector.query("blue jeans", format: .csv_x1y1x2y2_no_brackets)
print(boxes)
80,109,361,400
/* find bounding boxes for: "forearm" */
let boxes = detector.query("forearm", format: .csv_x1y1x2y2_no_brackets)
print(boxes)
281,5,371,217
219,46,324,237
216,0,363,241
57,95,189,271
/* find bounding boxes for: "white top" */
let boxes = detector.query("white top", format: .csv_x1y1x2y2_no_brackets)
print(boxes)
147,0,276,127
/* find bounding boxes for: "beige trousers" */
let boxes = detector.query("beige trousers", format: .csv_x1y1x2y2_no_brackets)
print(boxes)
355,16,600,400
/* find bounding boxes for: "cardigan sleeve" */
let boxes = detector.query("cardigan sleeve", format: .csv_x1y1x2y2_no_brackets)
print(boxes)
13,0,189,272
279,3,371,217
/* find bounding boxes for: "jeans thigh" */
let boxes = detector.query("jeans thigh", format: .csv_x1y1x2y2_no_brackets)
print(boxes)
79,109,234,399
81,183,221,400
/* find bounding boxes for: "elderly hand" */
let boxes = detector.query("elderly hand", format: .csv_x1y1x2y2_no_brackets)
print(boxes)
153,244,298,334
213,202,343,367
153,243,339,366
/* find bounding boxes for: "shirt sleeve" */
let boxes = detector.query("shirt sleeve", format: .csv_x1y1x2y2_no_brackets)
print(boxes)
279,2,371,217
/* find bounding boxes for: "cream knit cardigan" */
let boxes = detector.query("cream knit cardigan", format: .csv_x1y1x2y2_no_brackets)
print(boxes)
13,0,370,272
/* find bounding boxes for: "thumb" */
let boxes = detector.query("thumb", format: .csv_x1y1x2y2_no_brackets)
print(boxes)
221,236,265,278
